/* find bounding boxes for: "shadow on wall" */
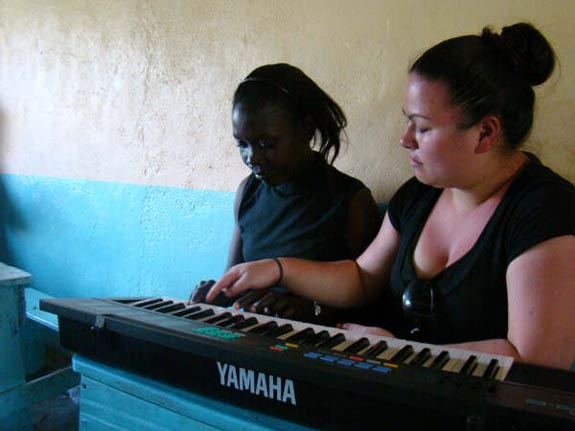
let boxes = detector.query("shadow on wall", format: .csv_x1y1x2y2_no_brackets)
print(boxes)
0,179,13,262
0,105,5,261
0,106,27,263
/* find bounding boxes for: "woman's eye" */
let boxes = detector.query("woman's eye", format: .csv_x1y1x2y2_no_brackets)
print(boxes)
416,127,430,134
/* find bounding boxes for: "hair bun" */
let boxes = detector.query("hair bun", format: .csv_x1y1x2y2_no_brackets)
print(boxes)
499,23,556,86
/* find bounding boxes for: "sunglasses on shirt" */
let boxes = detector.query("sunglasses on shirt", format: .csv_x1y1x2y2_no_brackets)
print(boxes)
402,279,435,340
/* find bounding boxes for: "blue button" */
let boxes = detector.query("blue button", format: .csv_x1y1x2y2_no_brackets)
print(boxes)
304,352,322,359
320,355,338,363
354,362,374,370
337,359,354,366
373,366,392,373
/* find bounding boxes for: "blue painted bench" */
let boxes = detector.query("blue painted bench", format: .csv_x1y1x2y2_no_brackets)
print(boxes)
73,355,314,430
22,286,69,376
0,262,79,430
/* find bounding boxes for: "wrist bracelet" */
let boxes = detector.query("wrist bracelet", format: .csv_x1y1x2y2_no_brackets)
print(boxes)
313,300,322,317
273,258,283,285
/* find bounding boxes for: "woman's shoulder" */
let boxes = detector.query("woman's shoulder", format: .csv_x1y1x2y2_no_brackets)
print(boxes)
386,177,440,232
389,177,437,209
500,153,574,261
509,153,575,207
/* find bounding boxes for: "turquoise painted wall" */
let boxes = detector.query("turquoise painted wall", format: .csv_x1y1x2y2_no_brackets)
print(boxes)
0,174,234,299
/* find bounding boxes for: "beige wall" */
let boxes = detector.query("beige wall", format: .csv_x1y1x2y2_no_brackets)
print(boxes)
0,0,573,202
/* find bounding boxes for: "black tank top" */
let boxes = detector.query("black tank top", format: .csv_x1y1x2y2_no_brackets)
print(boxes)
238,152,367,262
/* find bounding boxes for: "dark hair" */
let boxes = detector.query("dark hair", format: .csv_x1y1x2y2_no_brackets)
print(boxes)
233,63,347,164
410,23,556,149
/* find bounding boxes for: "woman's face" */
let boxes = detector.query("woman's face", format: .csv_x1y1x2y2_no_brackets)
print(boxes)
400,73,481,189
232,102,310,186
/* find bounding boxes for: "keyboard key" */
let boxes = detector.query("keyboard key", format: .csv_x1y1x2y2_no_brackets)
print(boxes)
185,309,215,320
203,312,232,324
155,303,186,313
132,298,164,308
459,355,478,375
217,315,245,327
145,300,174,310
316,333,346,350
172,305,201,317
410,348,431,367
482,359,499,379
230,317,259,330
266,324,294,338
363,341,388,359
428,351,450,369
284,328,315,343
343,337,370,354
390,345,414,363
300,330,330,346
247,321,279,335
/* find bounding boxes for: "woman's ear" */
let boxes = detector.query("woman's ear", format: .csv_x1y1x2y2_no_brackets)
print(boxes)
475,115,502,154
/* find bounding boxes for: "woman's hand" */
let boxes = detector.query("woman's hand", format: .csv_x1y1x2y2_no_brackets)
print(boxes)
206,259,281,302
338,323,395,338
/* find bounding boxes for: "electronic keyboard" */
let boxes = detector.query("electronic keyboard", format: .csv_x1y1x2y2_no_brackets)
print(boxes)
40,297,575,430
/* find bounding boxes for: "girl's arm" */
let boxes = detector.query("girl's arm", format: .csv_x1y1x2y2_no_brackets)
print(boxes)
207,214,401,308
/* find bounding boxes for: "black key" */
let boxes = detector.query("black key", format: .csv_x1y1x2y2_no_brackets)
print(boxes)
343,337,370,354
172,306,201,317
482,359,499,379
410,348,432,367
284,328,315,343
390,345,414,363
316,333,346,350
132,298,164,308
114,298,150,305
229,317,259,330
266,324,293,338
247,321,278,335
217,315,245,327
363,340,388,359
155,303,186,313
428,351,450,369
459,355,478,375
184,309,215,320
203,312,232,324
300,330,330,346
145,300,174,310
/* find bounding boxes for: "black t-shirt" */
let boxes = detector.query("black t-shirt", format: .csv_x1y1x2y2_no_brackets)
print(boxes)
386,153,574,344
239,152,368,262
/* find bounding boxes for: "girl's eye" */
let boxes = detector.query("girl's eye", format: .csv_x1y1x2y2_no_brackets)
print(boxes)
416,127,430,134
257,139,275,150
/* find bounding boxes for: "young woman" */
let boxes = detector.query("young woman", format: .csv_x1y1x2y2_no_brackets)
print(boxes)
205,24,575,370
191,63,381,324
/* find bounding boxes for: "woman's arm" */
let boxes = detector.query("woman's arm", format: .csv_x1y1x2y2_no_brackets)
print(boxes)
207,214,401,308
449,235,575,370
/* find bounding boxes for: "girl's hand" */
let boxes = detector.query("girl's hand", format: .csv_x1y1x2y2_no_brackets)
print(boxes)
206,259,282,302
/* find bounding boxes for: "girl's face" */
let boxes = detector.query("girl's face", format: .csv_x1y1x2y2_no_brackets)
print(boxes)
232,102,311,186
400,73,482,189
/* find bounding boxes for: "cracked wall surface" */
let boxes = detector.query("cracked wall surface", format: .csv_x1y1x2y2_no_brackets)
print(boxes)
0,0,573,202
